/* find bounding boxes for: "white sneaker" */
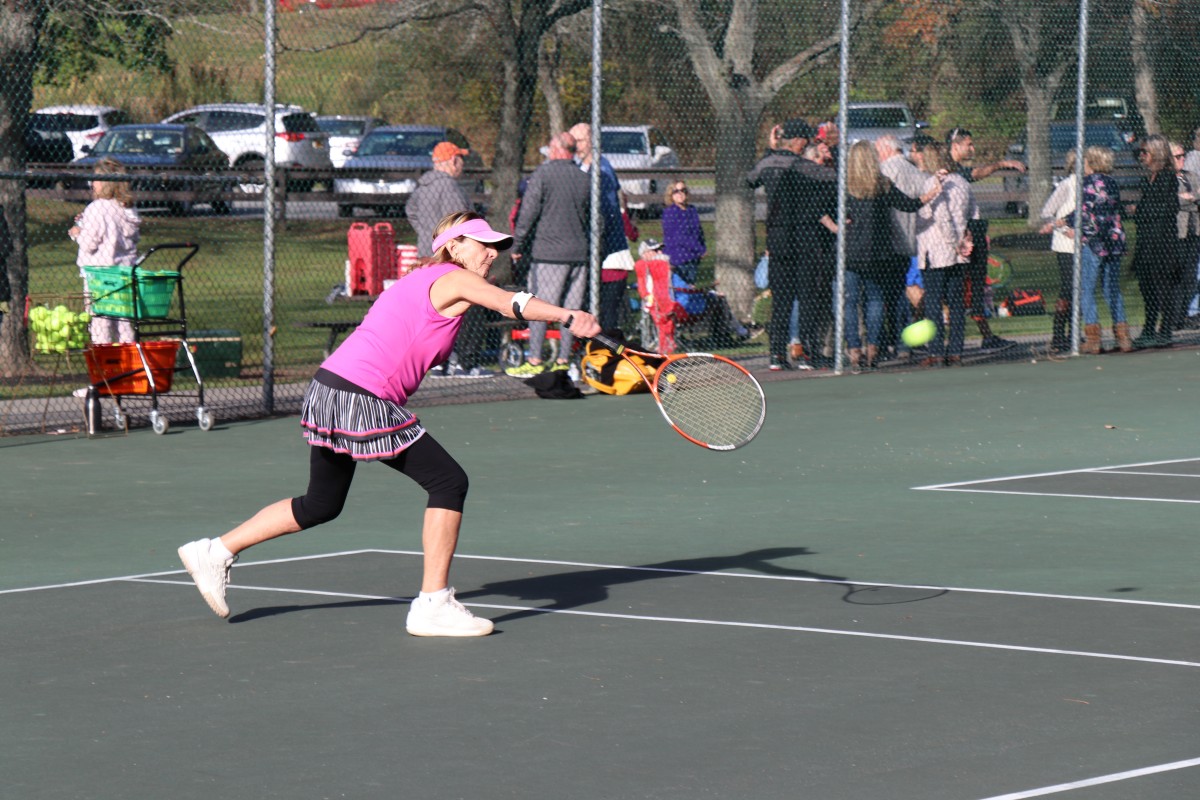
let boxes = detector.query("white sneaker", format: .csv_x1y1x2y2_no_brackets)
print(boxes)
177,538,236,619
405,588,494,637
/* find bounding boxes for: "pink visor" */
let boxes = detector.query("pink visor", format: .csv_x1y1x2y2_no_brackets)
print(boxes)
431,218,513,253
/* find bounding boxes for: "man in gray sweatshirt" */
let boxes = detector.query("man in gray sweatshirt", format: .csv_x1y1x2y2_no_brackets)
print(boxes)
508,131,591,375
407,141,491,376
406,141,472,257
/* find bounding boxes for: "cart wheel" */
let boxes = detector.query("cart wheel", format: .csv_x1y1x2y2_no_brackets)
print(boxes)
113,408,128,432
500,341,524,369
197,409,214,431
150,412,169,435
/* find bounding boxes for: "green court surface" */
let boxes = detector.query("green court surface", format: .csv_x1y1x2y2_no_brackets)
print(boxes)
3,349,1199,799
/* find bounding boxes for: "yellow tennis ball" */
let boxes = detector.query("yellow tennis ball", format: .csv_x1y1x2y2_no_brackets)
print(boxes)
901,319,937,348
666,373,677,383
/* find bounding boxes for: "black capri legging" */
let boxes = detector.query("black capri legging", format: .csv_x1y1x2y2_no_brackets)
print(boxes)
291,433,469,530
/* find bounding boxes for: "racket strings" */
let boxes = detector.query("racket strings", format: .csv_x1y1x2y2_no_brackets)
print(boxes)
655,356,765,450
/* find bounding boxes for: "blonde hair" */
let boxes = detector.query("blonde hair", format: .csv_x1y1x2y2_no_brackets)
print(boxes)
920,142,951,174
846,140,887,199
1140,134,1171,174
419,210,481,267
1084,145,1114,174
93,158,133,207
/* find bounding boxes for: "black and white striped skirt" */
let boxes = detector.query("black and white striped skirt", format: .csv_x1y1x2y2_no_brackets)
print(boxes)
299,379,425,461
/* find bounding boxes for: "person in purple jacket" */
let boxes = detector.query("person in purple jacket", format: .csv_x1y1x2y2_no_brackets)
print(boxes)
178,212,600,637
660,181,706,284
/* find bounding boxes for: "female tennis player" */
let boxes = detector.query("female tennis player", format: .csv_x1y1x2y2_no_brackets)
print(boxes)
178,211,600,636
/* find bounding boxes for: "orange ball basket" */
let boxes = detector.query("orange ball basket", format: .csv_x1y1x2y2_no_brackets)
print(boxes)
85,341,180,396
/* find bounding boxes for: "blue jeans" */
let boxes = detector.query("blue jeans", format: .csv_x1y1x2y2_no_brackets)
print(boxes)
922,265,965,358
835,270,884,349
1079,246,1126,325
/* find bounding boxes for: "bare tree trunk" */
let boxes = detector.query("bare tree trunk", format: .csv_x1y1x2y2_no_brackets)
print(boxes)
1130,0,1159,135
538,33,565,138
1002,4,1073,227
0,1,45,377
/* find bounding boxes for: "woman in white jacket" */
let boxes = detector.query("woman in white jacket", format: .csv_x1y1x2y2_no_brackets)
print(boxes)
1038,151,1077,353
68,158,141,344
915,142,975,366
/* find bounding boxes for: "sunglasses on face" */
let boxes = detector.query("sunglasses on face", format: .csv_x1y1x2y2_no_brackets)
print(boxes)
672,187,688,194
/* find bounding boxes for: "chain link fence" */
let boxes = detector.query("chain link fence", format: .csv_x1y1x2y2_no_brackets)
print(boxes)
3,0,1200,436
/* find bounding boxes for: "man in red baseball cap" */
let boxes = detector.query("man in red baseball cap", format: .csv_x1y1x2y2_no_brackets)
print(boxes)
408,141,490,376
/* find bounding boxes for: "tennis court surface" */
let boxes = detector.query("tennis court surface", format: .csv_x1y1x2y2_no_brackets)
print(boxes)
3,349,1199,799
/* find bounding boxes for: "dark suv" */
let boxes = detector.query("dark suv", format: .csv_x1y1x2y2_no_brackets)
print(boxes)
1004,121,1141,211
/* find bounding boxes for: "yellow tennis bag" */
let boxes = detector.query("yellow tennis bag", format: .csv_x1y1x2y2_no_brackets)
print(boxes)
581,340,661,395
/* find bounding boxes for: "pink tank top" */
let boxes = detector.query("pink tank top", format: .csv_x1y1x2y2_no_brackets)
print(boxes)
320,262,463,404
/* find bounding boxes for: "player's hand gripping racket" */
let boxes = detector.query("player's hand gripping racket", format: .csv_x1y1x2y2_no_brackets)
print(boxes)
589,331,766,451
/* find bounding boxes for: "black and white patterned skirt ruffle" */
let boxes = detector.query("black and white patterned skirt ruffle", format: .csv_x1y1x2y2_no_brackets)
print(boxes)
299,380,425,461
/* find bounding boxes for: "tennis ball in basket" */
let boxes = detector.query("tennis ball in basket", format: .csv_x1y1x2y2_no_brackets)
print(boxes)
901,319,937,348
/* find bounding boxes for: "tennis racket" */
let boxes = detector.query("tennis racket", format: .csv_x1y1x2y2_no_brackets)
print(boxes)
589,331,766,451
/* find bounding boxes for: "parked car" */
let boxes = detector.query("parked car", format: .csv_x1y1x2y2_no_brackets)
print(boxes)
599,125,679,216
31,105,134,161
24,124,74,164
74,123,234,215
1003,120,1142,211
161,103,332,189
843,101,926,152
333,125,482,217
316,115,388,169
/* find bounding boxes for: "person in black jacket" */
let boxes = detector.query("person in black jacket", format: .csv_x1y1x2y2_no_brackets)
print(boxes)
834,141,941,370
0,204,11,327
747,118,837,370
1129,135,1181,348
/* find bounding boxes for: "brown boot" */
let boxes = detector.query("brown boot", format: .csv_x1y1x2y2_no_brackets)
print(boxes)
789,342,805,362
1082,323,1102,354
1114,322,1133,352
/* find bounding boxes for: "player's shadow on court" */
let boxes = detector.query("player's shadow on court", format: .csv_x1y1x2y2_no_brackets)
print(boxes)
457,547,850,625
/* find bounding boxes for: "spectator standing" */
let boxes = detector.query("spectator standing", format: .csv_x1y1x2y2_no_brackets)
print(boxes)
568,123,631,332
661,181,706,285
1183,130,1200,324
406,142,471,257
407,141,491,377
1129,135,1181,349
837,140,940,370
916,142,974,366
875,134,930,358
0,203,10,328
68,158,140,344
747,118,836,370
946,127,1024,352
1069,146,1130,354
1172,141,1200,339
508,132,591,375
1037,150,1079,353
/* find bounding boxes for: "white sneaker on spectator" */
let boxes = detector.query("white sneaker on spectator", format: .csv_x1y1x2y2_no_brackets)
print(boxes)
405,588,494,637
177,538,237,619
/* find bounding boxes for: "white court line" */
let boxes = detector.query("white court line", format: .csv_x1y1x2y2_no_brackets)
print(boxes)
913,456,1200,491
1096,469,1200,478
912,487,1200,505
976,756,1200,799
8,548,1200,611
914,456,1200,504
127,578,1200,670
